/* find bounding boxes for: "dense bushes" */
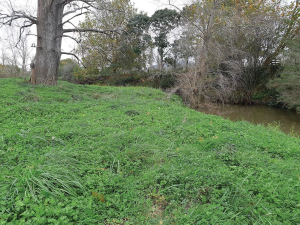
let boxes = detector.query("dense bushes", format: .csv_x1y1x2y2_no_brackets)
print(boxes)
267,38,300,112
268,65,300,112
152,72,176,89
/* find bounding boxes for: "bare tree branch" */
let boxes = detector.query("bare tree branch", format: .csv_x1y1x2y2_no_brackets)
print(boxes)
62,0,97,7
63,28,123,35
61,51,86,67
63,20,78,30
56,34,81,44
62,0,124,13
0,11,37,26
62,5,91,17
62,11,90,26
18,22,34,44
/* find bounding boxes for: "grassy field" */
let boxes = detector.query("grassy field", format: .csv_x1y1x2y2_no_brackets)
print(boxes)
1,78,300,224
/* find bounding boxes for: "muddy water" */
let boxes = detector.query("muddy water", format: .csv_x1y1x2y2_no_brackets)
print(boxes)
198,104,300,136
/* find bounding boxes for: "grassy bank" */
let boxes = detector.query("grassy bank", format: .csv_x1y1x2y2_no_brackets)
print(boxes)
1,78,300,224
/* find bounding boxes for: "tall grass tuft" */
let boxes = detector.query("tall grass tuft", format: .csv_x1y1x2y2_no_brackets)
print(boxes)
5,150,85,201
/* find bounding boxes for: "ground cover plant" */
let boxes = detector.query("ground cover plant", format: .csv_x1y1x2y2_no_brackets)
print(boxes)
0,78,300,224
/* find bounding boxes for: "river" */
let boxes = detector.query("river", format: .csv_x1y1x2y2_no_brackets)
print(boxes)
198,104,300,136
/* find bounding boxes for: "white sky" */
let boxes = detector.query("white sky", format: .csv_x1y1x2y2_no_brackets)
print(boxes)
132,0,189,15
132,0,161,15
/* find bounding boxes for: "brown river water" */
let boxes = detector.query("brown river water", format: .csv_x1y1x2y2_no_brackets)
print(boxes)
198,104,300,136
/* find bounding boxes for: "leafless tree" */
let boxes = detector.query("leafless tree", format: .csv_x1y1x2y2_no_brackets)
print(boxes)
0,33,21,77
173,0,241,106
2,24,33,76
16,28,32,76
0,0,123,85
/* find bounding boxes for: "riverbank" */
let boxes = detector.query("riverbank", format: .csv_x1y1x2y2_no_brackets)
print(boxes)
1,78,300,224
197,103,300,137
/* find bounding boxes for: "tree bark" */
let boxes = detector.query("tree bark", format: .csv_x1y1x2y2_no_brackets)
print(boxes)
31,0,64,85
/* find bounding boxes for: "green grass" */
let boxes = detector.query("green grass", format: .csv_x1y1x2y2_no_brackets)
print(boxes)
1,78,300,224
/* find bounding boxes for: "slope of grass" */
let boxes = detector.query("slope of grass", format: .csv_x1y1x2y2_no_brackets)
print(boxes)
1,78,300,224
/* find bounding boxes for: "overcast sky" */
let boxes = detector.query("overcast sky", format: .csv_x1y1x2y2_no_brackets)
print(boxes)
132,0,162,15
132,0,189,16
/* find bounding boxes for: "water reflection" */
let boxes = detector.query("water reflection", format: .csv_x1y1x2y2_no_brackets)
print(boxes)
198,104,300,136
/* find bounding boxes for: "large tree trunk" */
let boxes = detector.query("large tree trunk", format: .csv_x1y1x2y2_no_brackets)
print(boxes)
31,0,64,85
